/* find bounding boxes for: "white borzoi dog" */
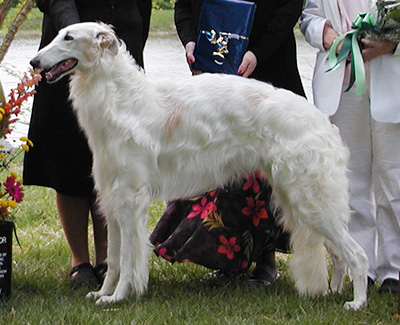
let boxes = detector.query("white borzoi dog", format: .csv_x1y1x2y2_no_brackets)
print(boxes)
30,22,368,309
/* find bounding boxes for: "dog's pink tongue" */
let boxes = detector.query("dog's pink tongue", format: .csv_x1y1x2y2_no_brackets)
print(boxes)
49,59,75,76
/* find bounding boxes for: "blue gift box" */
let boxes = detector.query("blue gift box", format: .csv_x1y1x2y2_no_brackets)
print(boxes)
192,0,256,75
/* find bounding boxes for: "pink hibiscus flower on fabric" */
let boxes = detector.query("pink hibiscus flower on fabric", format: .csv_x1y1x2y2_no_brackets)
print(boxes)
217,235,240,259
242,171,263,193
242,196,268,226
187,197,217,219
3,176,24,203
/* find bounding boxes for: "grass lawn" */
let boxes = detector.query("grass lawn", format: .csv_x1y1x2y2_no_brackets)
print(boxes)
0,155,398,324
1,8,175,37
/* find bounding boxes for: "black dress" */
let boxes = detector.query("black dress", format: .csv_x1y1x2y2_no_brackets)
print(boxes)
150,0,304,270
23,0,151,196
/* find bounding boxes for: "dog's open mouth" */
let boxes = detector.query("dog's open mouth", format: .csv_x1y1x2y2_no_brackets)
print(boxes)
45,58,78,83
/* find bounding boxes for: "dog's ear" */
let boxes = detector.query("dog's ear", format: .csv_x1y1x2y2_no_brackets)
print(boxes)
96,31,119,56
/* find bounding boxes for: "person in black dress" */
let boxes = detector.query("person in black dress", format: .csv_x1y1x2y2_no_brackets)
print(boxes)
150,0,305,285
23,0,151,287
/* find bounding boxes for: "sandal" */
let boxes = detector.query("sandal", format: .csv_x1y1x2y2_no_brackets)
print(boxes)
94,262,108,284
69,262,99,288
247,272,280,287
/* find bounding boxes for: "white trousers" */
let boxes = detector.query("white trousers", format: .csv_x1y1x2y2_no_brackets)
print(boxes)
330,87,400,282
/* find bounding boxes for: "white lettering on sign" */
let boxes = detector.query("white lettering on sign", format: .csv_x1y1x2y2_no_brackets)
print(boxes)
0,237,6,244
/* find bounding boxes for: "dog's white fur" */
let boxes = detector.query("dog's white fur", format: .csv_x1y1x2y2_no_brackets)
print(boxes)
31,22,368,309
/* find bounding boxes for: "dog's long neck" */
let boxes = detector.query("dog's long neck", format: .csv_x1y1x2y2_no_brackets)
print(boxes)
68,47,150,152
70,47,145,101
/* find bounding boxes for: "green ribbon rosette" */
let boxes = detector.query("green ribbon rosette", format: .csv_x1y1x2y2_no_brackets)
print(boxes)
327,13,377,95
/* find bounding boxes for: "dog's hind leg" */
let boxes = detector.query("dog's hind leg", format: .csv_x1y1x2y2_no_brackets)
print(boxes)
306,214,368,309
325,239,346,294
86,218,121,301
287,206,367,309
96,187,151,304
325,229,368,310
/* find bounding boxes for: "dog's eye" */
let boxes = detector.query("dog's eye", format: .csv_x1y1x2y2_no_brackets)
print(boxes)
64,34,73,41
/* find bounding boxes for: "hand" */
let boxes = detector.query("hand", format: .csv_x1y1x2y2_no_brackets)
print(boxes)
323,24,339,51
361,39,398,62
185,41,202,75
237,51,257,78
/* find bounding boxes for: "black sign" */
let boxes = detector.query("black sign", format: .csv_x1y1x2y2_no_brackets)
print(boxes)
0,221,12,299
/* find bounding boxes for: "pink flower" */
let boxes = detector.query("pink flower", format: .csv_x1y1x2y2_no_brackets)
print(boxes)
3,176,24,203
242,197,268,226
217,235,240,259
240,260,249,270
242,171,263,193
187,197,217,219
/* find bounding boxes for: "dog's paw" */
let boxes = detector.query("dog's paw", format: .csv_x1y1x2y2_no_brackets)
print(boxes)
343,300,366,310
86,291,102,300
95,296,113,305
95,294,126,305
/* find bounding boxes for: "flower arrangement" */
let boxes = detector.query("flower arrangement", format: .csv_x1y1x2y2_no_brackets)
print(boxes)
373,0,400,41
0,69,41,221
328,0,400,94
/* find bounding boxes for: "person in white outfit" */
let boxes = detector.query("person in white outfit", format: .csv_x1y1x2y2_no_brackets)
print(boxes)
300,0,400,293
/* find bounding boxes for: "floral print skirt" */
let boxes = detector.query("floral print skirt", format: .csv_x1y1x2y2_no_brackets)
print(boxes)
150,175,291,272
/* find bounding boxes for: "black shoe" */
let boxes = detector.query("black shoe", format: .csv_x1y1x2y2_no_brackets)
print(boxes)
94,262,108,285
69,262,99,288
367,276,375,289
378,278,399,294
247,272,280,287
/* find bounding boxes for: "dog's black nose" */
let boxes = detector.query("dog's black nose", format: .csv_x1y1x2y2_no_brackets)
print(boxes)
30,58,40,69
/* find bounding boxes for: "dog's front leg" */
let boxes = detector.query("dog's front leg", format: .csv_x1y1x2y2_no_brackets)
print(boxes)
86,218,121,301
96,188,151,304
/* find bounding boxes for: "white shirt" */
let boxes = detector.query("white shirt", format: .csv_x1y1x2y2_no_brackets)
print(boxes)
339,0,370,31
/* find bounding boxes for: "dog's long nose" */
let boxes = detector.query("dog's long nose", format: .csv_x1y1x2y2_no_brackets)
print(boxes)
30,57,41,69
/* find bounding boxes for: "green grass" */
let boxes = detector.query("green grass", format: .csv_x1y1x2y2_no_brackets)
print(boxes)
149,9,175,33
0,157,398,323
0,7,43,33
1,8,175,36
